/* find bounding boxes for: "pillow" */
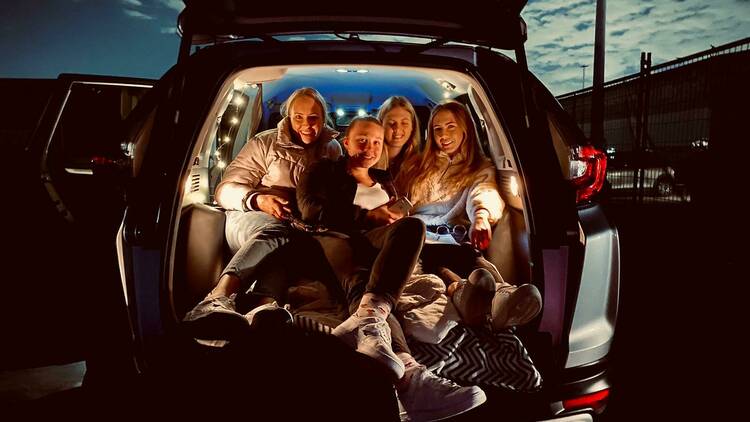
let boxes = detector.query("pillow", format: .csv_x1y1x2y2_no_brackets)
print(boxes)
408,326,542,392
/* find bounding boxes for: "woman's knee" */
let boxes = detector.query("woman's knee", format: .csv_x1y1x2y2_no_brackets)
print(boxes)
391,217,426,242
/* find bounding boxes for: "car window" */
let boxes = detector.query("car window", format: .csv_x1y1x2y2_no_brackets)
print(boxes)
49,83,148,173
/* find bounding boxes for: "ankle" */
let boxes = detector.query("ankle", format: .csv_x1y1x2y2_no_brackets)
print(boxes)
357,293,392,318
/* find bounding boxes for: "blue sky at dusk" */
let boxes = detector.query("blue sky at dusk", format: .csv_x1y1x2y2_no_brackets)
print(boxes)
1,0,749,95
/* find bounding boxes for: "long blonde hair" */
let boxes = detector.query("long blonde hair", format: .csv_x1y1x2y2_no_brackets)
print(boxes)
375,96,421,170
398,101,486,204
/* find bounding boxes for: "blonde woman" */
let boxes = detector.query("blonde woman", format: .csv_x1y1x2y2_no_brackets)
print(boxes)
183,87,342,337
374,95,421,177
398,101,542,330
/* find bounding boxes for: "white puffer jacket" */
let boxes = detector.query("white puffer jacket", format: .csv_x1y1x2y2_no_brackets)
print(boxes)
215,118,341,211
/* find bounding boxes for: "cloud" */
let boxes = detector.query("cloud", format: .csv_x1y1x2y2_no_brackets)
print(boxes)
523,0,750,95
124,9,154,20
121,0,143,6
161,26,177,34
158,0,185,12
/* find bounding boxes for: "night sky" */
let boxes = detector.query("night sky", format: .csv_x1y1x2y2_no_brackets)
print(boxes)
1,0,749,95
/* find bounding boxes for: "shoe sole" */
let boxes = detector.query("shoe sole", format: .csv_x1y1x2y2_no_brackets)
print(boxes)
407,387,487,422
492,284,543,330
452,270,495,326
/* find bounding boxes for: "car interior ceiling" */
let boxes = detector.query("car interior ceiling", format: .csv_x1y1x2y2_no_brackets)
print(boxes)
170,65,532,322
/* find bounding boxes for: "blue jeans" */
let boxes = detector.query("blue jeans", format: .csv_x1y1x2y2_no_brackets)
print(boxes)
222,210,296,286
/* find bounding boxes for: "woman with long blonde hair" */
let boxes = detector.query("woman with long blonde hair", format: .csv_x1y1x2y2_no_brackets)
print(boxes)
375,95,421,177
399,101,542,330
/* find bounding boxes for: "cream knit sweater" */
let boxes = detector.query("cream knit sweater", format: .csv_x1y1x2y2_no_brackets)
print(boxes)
409,151,504,227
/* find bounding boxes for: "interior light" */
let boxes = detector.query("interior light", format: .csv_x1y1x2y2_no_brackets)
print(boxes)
440,80,456,90
250,83,258,88
232,96,245,106
336,108,345,117
510,175,520,197
214,150,221,157
357,109,366,117
223,136,231,143
356,69,369,73
217,161,226,169
442,91,451,99
229,117,239,125
336,68,348,73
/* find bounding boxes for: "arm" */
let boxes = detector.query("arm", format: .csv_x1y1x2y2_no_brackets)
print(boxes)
215,135,270,211
466,164,504,250
466,164,504,225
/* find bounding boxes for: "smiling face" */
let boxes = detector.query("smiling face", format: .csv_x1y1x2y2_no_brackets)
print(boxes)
289,95,323,144
431,109,465,157
382,106,414,150
343,120,385,169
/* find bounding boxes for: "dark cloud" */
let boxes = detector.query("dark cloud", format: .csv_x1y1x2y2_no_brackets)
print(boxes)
611,29,628,37
575,22,592,31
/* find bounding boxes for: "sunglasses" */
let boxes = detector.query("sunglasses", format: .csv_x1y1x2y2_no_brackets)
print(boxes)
434,224,467,243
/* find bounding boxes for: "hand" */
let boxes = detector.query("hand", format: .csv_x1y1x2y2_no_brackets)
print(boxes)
255,194,291,220
470,215,492,250
366,203,402,227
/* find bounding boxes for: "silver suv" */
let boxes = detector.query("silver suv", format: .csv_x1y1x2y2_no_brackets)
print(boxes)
112,1,619,420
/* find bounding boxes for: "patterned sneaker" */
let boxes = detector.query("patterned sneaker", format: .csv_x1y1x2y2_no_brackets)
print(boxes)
450,268,495,326
245,301,293,329
332,314,405,379
397,365,486,422
182,295,250,340
490,283,543,330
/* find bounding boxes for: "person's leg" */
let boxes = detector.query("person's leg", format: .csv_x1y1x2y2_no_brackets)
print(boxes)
331,219,425,379
361,217,426,308
183,212,293,337
206,210,289,298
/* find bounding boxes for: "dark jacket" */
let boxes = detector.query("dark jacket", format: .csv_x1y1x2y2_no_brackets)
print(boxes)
297,158,398,234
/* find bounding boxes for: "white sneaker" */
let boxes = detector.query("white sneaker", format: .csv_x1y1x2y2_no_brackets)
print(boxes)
397,365,486,422
332,314,405,379
491,283,543,330
244,301,293,328
182,295,249,339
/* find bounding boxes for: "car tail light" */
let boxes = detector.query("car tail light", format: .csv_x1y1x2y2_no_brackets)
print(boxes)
568,145,607,203
563,389,610,414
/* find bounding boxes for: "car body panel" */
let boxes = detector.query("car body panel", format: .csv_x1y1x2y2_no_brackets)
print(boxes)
179,0,527,50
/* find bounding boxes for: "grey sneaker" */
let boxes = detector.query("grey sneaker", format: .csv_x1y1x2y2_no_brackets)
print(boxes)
397,365,486,422
332,314,405,379
491,283,543,330
182,295,250,340
450,268,495,326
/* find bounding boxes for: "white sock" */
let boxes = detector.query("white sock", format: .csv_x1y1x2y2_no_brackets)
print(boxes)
355,293,392,319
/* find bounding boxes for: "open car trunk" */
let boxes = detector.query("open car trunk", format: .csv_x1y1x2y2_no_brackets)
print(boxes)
116,1,617,418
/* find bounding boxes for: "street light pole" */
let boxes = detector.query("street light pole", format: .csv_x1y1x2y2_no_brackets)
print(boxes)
591,0,606,148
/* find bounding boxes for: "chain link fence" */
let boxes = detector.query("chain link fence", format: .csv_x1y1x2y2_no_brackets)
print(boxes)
558,37,749,204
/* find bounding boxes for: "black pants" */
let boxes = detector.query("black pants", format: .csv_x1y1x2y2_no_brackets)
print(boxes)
420,243,499,284
239,218,425,355
315,218,425,354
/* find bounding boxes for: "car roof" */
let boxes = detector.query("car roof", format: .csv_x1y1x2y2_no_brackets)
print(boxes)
179,0,528,50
